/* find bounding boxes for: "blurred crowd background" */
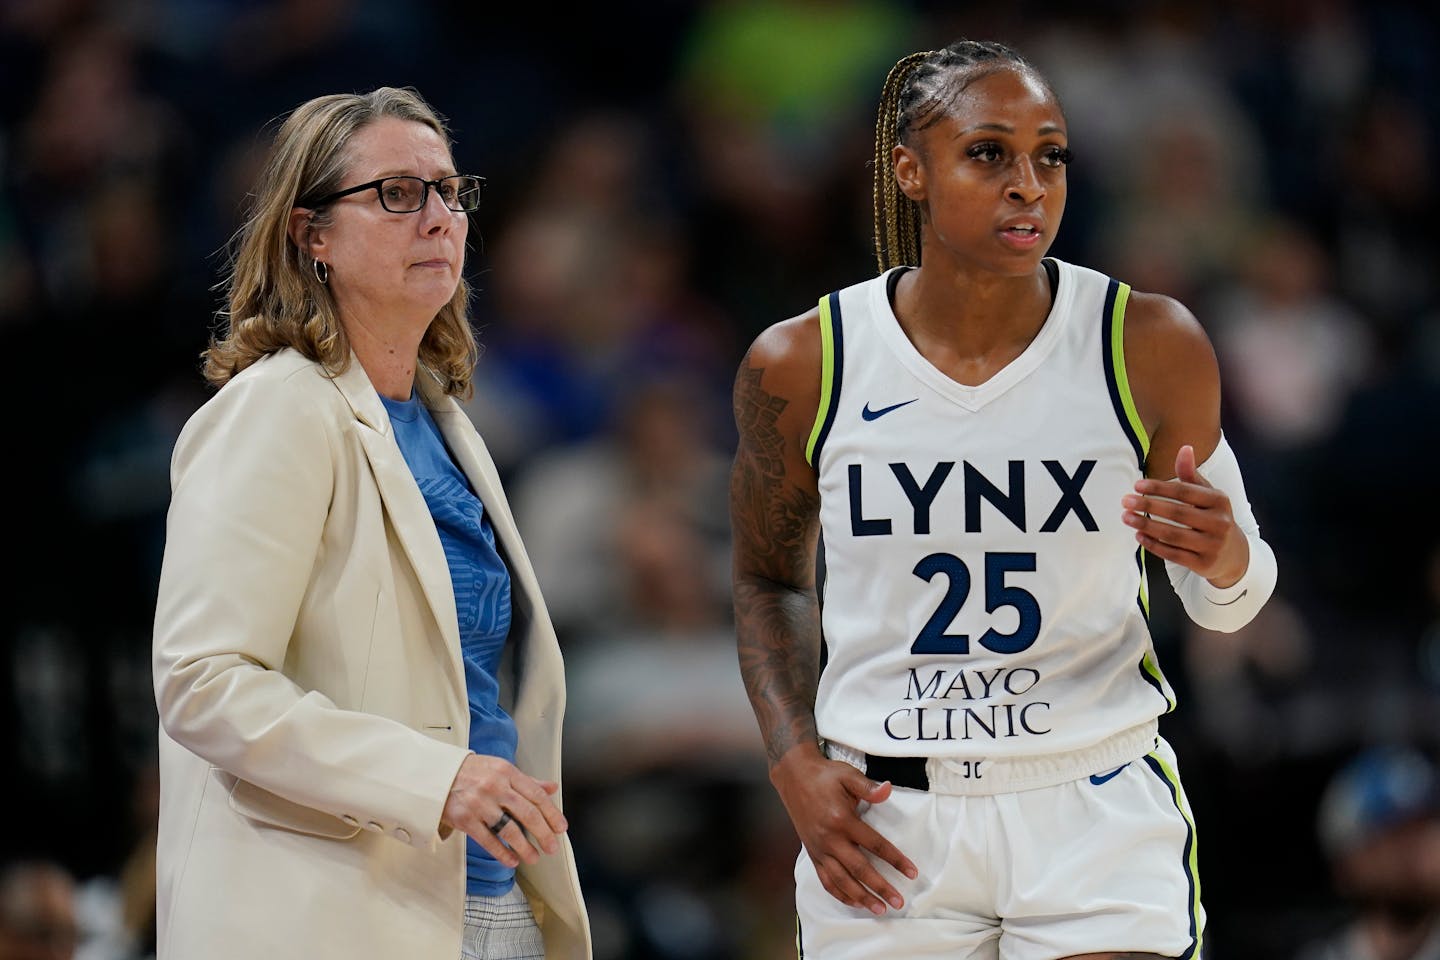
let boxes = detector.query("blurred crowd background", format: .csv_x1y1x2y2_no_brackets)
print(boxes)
2,0,1438,958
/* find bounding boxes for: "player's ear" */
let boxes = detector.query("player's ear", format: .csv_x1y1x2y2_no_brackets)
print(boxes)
894,144,926,203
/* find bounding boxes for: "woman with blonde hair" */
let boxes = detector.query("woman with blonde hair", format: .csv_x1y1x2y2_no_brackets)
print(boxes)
153,86,590,959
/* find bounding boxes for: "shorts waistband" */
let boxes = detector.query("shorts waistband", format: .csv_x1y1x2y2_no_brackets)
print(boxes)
825,720,1160,796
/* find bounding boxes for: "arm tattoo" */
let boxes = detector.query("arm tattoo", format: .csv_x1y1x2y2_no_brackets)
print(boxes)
730,364,823,766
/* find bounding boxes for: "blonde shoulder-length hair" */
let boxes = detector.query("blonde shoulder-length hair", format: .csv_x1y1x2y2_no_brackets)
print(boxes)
205,86,478,398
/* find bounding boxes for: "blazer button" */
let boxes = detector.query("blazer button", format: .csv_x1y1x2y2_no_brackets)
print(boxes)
342,815,359,827
365,821,384,833
394,827,411,844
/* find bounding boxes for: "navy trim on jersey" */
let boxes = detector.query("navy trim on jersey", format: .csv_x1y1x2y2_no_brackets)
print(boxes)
810,291,845,465
1101,278,1146,469
1142,754,1202,959
1137,657,1170,709
1135,545,1176,710
1042,256,1059,301
816,530,830,681
1133,547,1149,622
1138,660,1176,714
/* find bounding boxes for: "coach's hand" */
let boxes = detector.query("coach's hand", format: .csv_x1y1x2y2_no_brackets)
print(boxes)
441,753,568,868
771,744,917,915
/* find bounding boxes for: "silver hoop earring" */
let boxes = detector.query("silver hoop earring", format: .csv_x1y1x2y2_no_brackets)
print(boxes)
313,259,329,285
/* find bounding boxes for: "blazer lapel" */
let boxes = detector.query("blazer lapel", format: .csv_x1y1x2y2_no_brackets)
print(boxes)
424,381,566,723
329,360,465,691
417,376,586,947
418,379,536,607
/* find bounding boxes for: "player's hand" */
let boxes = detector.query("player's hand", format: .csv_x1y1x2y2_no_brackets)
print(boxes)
1121,444,1250,587
770,744,918,915
441,753,568,867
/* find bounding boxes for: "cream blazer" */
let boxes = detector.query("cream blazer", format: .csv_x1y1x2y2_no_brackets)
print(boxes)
152,348,591,959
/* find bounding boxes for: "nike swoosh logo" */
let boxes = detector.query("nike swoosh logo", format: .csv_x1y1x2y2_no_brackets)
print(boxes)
1089,763,1130,786
1208,589,1248,607
861,398,919,421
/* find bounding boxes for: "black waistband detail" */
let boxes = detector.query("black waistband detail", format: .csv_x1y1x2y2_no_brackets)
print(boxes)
864,754,929,791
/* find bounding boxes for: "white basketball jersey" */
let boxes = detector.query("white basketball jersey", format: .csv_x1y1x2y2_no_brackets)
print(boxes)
809,259,1174,762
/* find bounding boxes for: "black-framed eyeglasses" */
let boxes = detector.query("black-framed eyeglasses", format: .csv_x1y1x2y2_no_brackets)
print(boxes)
303,175,485,213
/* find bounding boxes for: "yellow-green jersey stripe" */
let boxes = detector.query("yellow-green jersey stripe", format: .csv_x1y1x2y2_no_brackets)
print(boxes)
1143,750,1204,959
1103,279,1149,466
805,292,845,467
1102,277,1173,710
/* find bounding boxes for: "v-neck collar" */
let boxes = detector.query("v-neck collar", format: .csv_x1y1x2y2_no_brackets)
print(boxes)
871,259,1073,412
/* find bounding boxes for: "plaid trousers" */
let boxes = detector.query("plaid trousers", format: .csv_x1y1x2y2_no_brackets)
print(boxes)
460,885,544,960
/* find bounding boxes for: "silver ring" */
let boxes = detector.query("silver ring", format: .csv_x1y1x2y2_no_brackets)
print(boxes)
487,811,513,834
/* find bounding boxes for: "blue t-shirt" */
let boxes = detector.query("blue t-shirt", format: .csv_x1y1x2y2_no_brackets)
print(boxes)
379,391,519,896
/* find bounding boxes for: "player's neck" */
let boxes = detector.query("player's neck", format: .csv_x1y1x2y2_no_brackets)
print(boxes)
896,260,1053,361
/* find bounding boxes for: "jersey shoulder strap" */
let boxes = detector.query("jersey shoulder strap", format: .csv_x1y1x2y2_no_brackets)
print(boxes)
1100,276,1149,469
805,290,845,467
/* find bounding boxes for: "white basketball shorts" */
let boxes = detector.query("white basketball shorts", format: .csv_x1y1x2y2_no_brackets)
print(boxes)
795,736,1203,959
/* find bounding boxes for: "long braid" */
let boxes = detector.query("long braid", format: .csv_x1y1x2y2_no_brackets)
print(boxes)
873,51,934,273
872,39,1039,273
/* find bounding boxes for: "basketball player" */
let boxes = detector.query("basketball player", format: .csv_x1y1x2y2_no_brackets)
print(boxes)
729,39,1278,959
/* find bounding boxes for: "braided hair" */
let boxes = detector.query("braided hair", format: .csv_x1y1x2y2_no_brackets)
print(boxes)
872,40,1050,272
